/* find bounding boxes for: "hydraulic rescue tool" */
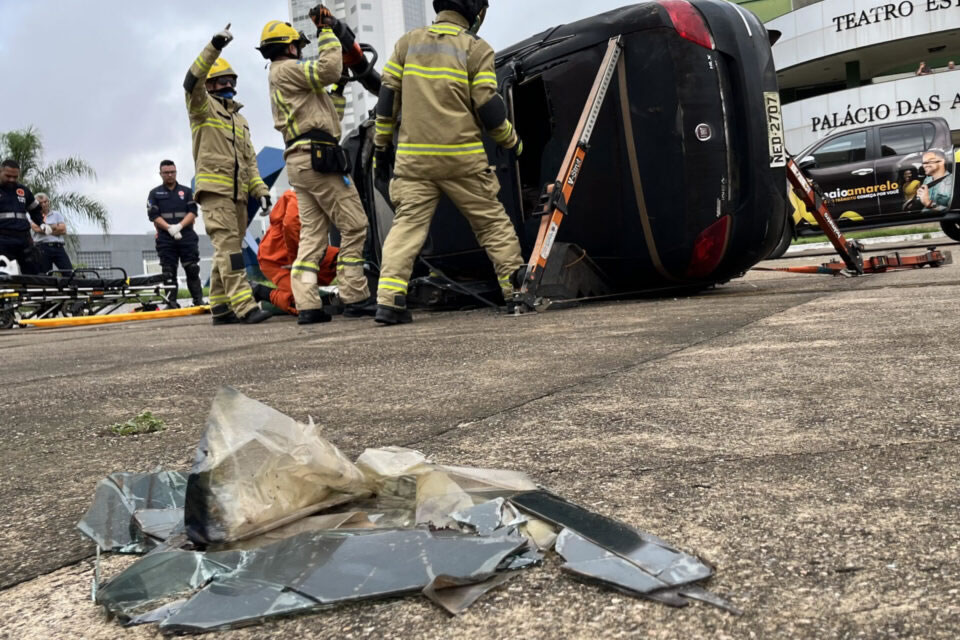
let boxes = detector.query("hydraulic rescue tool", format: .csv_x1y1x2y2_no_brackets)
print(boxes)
515,36,623,312
757,157,952,276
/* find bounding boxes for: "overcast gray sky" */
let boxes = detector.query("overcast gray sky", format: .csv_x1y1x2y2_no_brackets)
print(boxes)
0,0,632,234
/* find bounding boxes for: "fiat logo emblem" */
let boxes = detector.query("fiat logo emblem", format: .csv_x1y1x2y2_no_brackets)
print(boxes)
695,124,712,141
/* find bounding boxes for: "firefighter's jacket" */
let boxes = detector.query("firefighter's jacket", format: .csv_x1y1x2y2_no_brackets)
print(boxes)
268,28,345,159
374,10,519,180
185,44,269,201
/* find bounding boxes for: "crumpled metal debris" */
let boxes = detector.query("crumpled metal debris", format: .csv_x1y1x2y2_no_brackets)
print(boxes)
78,388,736,633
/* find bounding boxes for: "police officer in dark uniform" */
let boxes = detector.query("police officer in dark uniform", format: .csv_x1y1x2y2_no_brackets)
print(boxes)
0,159,42,274
147,160,204,307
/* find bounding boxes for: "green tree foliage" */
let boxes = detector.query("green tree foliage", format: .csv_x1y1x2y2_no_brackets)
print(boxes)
0,126,109,232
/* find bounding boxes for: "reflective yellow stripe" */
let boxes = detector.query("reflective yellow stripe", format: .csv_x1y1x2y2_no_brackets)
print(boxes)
194,56,212,73
384,61,404,78
403,63,469,85
318,38,341,51
196,173,234,186
210,295,230,304
379,277,408,292
406,64,467,78
472,78,499,88
231,290,253,304
397,142,485,156
379,284,407,293
247,177,265,190
429,26,462,35
491,122,513,144
274,90,300,137
191,118,244,138
299,62,323,93
292,261,320,274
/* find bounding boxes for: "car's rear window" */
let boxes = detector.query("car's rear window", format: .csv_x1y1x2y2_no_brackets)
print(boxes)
813,131,867,168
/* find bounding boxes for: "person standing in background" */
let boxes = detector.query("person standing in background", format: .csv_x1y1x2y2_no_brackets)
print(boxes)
30,193,73,272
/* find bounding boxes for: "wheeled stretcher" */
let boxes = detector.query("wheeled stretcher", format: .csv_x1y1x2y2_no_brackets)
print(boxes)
0,268,177,330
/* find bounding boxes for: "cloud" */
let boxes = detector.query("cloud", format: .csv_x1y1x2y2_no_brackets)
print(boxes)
0,0,632,234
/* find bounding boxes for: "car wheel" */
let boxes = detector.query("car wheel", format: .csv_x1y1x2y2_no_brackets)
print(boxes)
0,310,15,330
940,221,960,243
767,217,794,259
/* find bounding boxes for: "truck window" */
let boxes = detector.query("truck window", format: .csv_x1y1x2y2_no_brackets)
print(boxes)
813,131,867,168
879,124,926,157
922,123,936,149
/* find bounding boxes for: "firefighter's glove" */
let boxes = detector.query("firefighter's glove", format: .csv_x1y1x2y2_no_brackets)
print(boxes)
40,224,53,235
259,195,272,216
374,147,391,183
512,139,524,157
212,25,234,50
167,223,183,240
310,5,336,28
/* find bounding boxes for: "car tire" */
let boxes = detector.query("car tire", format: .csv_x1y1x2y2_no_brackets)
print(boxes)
940,220,960,243
767,217,794,259
0,310,15,330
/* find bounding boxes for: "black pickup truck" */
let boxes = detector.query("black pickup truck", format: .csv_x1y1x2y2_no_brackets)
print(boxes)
770,117,960,258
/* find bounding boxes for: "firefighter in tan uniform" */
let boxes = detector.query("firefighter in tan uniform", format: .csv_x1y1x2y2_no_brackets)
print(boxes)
373,0,524,325
257,17,376,325
185,26,273,325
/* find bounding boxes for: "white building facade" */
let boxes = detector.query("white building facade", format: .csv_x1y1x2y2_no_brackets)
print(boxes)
767,0,960,153
289,0,436,134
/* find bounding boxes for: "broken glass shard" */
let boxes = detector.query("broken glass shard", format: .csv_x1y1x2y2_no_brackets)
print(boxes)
152,529,527,633
422,572,518,616
452,498,527,536
77,471,186,553
510,490,712,584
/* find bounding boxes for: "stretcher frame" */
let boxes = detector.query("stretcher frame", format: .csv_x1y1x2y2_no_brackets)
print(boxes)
0,267,178,330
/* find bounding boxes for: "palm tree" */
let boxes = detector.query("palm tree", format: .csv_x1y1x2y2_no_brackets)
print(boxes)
0,126,109,232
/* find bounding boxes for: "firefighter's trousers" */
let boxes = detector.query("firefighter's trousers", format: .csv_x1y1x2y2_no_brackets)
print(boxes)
377,170,524,309
287,153,370,310
197,193,257,318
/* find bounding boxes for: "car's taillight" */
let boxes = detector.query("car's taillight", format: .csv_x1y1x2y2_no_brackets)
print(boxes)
659,0,715,50
687,215,730,278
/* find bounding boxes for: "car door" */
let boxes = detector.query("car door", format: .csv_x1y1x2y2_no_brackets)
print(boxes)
872,121,936,218
802,129,879,223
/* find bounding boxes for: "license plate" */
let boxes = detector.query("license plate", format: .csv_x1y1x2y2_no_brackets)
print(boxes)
764,91,786,168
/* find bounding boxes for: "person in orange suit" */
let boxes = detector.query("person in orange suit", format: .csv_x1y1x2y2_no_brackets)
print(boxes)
253,189,338,315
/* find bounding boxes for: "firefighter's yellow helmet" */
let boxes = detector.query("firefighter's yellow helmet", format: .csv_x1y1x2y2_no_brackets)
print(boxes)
259,20,303,48
207,58,237,81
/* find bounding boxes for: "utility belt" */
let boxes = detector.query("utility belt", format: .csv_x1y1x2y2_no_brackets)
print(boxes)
0,212,29,220
287,129,349,174
160,212,189,221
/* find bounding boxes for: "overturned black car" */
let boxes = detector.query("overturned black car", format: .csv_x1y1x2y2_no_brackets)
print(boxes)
344,0,786,307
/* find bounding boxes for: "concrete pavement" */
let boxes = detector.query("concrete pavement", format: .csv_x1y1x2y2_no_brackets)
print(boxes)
0,241,957,639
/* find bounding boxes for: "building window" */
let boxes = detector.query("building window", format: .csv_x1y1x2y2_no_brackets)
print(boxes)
142,250,159,263
76,251,112,270
362,25,374,31
361,3,372,9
